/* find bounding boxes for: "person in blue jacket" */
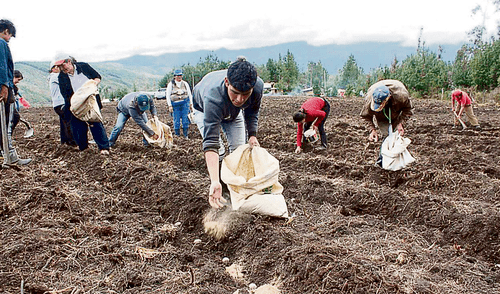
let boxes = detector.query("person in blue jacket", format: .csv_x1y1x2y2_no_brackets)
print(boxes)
108,92,158,147
56,55,110,154
192,57,264,209
0,19,31,165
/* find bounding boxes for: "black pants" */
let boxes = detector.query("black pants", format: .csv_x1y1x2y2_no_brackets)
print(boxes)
304,98,330,148
54,105,75,145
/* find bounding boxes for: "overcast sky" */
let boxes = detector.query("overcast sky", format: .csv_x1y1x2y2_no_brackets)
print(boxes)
3,0,498,63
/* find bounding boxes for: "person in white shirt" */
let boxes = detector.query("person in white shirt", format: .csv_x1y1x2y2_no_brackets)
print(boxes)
166,69,193,138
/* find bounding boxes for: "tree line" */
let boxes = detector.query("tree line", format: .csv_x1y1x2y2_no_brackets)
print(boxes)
157,38,500,103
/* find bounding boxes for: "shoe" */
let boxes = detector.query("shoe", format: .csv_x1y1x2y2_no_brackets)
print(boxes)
16,158,32,165
474,125,481,131
100,150,110,155
316,145,326,151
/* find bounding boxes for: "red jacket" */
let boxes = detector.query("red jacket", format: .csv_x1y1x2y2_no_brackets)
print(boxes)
296,97,326,147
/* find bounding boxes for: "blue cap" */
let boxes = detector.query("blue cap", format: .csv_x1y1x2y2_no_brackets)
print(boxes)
174,69,183,76
136,94,150,112
371,85,390,111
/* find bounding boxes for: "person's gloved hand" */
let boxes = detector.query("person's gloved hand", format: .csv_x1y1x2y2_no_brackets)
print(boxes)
295,146,302,154
208,180,226,209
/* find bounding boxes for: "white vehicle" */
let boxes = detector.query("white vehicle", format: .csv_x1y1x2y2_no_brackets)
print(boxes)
154,88,167,100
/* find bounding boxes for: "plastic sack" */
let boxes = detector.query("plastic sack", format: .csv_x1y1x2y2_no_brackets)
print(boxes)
70,80,103,123
380,128,415,171
221,144,289,218
143,117,173,148
304,129,318,143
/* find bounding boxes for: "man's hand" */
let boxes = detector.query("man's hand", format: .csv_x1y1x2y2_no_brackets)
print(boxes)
168,106,173,113
0,85,8,103
396,123,404,136
248,136,259,149
209,180,226,209
368,129,379,142
313,125,318,132
295,146,302,154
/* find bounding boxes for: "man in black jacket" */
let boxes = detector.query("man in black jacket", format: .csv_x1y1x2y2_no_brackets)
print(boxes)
56,56,110,154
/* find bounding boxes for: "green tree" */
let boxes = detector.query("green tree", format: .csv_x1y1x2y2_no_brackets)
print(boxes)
392,47,450,96
276,50,299,93
338,54,364,96
159,53,231,89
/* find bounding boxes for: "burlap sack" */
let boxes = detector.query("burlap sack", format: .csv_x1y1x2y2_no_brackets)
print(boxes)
221,144,288,218
70,80,103,123
143,117,173,148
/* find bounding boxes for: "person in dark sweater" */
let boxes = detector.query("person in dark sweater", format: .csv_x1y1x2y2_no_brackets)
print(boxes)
55,56,110,154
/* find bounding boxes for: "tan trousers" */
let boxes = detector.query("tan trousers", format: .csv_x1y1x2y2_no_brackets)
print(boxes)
455,105,479,126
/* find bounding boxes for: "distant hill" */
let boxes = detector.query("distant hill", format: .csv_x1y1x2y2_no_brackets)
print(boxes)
106,41,462,74
14,41,462,106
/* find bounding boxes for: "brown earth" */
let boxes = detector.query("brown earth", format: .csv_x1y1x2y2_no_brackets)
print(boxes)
1,96,499,294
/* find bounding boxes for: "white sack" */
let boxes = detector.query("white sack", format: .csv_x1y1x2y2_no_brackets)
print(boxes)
221,144,288,218
143,117,173,148
380,130,415,171
70,80,103,123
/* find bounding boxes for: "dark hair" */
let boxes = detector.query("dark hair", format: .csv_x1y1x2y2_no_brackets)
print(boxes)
14,70,23,79
0,19,16,38
293,110,306,122
227,56,257,92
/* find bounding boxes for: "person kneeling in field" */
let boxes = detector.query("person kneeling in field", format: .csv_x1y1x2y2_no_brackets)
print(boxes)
293,96,330,153
451,89,481,130
108,93,159,147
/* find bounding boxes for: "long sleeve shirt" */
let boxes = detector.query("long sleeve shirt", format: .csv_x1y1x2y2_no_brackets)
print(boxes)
166,79,193,107
192,70,264,153
49,73,65,107
296,97,327,147
58,62,103,117
0,39,14,89
452,91,472,106
117,92,158,136
360,79,413,131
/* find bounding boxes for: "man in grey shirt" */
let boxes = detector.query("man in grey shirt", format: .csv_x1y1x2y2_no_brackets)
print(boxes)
192,57,264,209
108,92,158,147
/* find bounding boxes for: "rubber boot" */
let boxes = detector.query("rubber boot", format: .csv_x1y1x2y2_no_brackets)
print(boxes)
183,127,189,138
174,128,180,136
5,148,32,166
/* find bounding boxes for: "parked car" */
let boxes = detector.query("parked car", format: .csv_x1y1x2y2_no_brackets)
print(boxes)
155,88,167,100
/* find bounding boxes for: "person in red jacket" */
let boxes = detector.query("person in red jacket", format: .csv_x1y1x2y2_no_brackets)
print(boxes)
293,96,330,153
451,89,481,130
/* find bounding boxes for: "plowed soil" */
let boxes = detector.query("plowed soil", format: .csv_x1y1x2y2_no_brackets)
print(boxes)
1,96,499,294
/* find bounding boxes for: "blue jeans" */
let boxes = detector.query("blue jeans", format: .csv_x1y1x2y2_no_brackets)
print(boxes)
109,111,148,147
193,109,246,157
172,99,190,135
70,115,110,151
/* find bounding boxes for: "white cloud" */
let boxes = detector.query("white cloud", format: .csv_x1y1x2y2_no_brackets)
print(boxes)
3,0,498,62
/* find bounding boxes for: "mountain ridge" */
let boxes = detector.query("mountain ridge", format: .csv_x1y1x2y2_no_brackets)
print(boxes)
14,41,462,106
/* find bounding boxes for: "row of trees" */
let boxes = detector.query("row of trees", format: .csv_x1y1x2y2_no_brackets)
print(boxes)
160,36,500,101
